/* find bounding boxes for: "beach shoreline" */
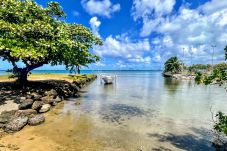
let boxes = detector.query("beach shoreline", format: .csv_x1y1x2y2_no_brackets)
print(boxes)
0,74,97,134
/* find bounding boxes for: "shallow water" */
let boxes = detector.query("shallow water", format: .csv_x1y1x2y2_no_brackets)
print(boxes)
1,71,227,151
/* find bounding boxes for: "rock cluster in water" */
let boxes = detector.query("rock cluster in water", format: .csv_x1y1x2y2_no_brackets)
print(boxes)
0,75,97,132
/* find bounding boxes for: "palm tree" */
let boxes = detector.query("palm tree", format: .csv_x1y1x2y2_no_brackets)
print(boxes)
164,56,182,74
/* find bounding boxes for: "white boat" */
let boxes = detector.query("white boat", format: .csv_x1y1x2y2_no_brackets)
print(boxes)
101,75,116,84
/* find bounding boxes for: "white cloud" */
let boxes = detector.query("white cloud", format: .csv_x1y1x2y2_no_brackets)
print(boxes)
89,16,101,37
200,0,227,15
81,0,120,18
132,0,176,37
132,0,227,65
94,35,151,64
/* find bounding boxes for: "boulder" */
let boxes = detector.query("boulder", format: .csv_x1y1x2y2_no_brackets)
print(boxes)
31,92,42,100
39,104,51,113
41,96,54,104
15,109,37,117
18,99,34,110
20,97,26,101
26,95,32,99
32,101,43,110
0,110,17,124
54,96,62,103
28,114,45,126
44,89,58,97
5,116,28,132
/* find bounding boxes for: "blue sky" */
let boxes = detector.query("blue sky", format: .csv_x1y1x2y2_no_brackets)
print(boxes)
1,0,227,70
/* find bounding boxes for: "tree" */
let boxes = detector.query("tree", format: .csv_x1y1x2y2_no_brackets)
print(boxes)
195,47,227,149
0,0,102,83
164,57,182,74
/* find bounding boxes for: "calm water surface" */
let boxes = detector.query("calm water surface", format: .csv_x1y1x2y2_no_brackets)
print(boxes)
2,71,227,151
65,71,226,150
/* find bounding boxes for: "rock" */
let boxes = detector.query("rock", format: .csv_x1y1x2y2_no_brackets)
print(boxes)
20,97,26,101
18,99,34,110
28,114,45,126
32,101,43,110
0,116,9,124
26,95,32,99
5,116,28,132
41,96,54,104
54,96,62,103
0,110,17,124
39,104,51,113
44,89,58,97
15,109,37,117
31,92,42,100
0,123,5,128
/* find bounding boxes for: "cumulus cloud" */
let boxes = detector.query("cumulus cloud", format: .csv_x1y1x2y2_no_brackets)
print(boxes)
81,0,120,18
132,0,227,65
89,16,101,37
93,34,152,64
132,0,176,37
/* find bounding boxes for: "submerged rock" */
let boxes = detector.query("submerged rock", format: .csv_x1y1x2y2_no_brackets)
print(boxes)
28,114,45,126
18,99,34,110
39,104,51,113
5,116,28,132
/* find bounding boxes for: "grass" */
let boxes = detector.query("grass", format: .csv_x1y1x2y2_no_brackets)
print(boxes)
0,73,96,82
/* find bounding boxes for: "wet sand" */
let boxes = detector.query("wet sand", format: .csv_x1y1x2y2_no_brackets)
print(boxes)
0,100,212,151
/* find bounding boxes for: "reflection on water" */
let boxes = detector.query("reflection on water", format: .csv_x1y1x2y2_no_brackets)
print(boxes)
164,78,181,95
1,71,227,151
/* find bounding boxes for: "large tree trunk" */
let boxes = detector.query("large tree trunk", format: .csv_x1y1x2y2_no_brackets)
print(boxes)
17,69,29,84
14,62,45,84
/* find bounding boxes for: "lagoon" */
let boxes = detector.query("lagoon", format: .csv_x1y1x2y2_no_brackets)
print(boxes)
2,71,227,151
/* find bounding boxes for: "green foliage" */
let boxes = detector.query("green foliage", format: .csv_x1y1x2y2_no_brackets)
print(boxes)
189,64,211,72
195,68,226,85
164,56,182,74
0,0,102,81
195,72,203,84
214,112,227,136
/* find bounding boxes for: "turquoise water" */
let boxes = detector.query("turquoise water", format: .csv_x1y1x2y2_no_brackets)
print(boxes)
1,70,226,150
59,71,226,150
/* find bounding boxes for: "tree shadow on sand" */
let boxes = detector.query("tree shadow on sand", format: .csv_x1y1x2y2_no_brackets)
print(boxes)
148,129,215,151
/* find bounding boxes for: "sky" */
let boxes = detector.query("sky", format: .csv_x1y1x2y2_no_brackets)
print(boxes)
1,0,227,70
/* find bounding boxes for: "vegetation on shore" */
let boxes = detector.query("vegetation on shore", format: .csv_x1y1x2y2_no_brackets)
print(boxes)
195,46,227,149
0,0,102,83
163,57,182,75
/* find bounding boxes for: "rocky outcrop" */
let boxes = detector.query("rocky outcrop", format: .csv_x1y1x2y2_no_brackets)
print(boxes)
39,104,51,113
28,114,45,126
18,99,34,110
5,116,28,132
0,74,97,132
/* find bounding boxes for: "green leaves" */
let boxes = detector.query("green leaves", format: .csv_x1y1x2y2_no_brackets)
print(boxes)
0,0,102,77
164,56,182,74
214,111,227,136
